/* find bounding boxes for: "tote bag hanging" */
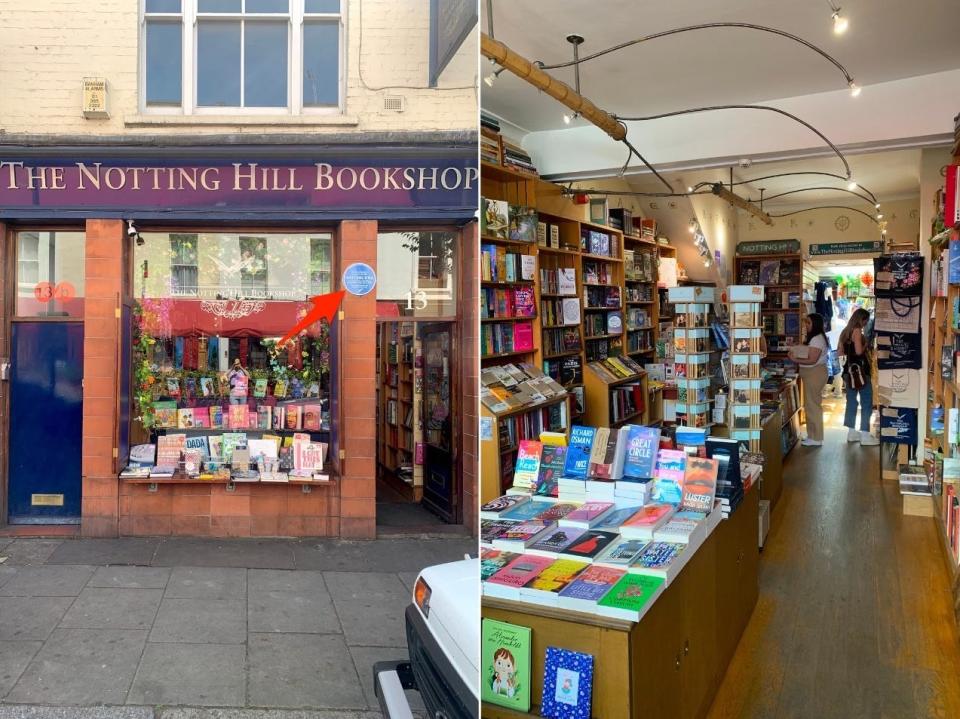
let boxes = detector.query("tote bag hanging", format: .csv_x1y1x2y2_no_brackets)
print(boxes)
879,407,918,445
873,255,923,297
877,369,921,408
875,332,923,369
875,297,922,334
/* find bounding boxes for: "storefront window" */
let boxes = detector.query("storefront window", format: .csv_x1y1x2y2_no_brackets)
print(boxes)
132,232,335,441
376,230,459,318
15,231,85,318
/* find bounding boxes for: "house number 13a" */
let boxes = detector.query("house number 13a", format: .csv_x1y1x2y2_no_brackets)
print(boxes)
405,290,428,310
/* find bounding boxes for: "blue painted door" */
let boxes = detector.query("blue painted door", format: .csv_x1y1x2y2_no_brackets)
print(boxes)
7,322,84,521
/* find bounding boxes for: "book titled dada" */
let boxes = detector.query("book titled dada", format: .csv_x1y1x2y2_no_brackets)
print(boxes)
482,619,532,712
540,646,594,719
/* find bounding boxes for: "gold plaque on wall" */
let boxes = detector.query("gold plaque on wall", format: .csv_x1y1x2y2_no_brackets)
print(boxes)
31,494,64,507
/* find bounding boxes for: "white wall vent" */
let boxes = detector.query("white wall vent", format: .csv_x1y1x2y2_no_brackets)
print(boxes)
383,96,405,112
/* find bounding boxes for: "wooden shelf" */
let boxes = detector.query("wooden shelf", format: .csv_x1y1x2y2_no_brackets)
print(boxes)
481,160,538,183
481,316,537,323
481,349,535,361
537,246,581,256
584,306,621,312
481,235,534,247
581,252,623,262
542,350,582,360
540,293,579,299
584,333,624,341
626,300,655,306
481,280,535,288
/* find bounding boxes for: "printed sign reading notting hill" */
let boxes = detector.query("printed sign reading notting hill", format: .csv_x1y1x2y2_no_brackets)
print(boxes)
0,156,477,218
735,239,801,256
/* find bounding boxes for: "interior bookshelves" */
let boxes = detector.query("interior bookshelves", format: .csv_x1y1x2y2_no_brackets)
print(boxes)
377,323,423,498
582,360,651,428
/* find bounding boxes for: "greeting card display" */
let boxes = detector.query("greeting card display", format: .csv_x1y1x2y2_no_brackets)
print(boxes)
540,647,594,719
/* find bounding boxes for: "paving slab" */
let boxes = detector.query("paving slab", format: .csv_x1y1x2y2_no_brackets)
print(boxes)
127,642,246,707
293,539,474,573
59,588,164,630
0,565,95,597
247,633,367,710
0,641,43,698
248,569,328,594
248,587,342,635
0,567,16,590
397,572,418,593
88,566,171,590
150,597,246,644
0,708,154,719
323,573,409,647
5,628,147,705
154,539,296,569
349,645,425,713
0,539,12,553
0,597,74,641
158,710,386,719
46,538,159,567
0,540,63,567
165,567,247,600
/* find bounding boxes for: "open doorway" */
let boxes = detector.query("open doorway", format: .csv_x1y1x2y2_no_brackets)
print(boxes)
375,319,462,532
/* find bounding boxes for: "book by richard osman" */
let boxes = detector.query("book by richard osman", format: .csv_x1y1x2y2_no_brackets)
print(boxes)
563,426,596,479
540,646,594,719
482,618,532,712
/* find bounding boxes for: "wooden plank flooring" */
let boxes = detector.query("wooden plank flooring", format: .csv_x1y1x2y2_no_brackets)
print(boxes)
708,400,960,719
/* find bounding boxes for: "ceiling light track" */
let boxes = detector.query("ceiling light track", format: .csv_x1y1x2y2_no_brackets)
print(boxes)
692,172,878,204
613,104,851,180
750,186,877,209
534,22,858,94
769,205,879,224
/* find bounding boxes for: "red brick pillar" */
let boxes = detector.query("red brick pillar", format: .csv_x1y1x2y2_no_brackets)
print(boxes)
338,220,378,539
81,219,125,537
459,220,479,535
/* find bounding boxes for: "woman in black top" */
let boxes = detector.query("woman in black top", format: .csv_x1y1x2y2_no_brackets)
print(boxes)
838,308,878,445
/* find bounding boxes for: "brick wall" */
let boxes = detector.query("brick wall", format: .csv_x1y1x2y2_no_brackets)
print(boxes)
338,221,378,539
0,0,476,136
81,219,124,537
460,220,479,535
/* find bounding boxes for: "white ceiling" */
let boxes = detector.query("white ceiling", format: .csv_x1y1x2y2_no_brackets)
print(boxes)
482,0,960,133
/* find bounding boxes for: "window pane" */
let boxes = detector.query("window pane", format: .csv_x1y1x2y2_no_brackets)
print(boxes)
303,21,339,107
16,231,86,318
305,0,339,12
246,0,288,12
198,0,241,12
245,21,288,107
146,0,181,12
197,21,241,106
145,21,182,105
377,231,459,318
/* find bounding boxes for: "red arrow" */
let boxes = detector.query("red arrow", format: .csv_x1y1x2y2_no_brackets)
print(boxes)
277,290,345,347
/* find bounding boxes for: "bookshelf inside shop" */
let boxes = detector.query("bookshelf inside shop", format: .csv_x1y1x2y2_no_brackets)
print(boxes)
734,251,804,363
582,358,651,428
377,322,422,495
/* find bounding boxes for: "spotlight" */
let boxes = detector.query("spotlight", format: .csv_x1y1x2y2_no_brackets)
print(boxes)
832,10,849,35
847,179,858,191
876,213,883,219
686,186,694,193
848,80,861,97
688,219,698,233
875,203,881,210
484,67,504,87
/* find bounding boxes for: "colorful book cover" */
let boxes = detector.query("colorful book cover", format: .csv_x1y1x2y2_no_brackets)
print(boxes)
153,401,178,428
253,378,268,398
220,433,247,463
184,435,209,459
487,554,554,589
509,205,538,242
596,573,665,620
199,377,215,397
493,521,553,550
653,449,687,504
513,440,543,490
481,549,520,581
560,502,614,526
272,406,286,430
540,646,594,719
682,457,719,512
481,198,510,240
165,376,181,399
587,427,615,479
513,287,536,317
228,404,249,430
482,618,532,712
208,405,225,429
557,564,626,605
207,435,223,461
594,538,649,567
513,322,534,352
524,559,589,595
559,531,619,561
630,541,685,574
480,494,531,520
527,526,587,555
622,426,661,479
534,445,567,498
595,505,643,532
563,426,596,479
285,404,303,430
156,433,186,467
256,406,272,430
499,499,554,522
303,404,322,431
176,408,195,429
481,519,520,545
273,379,288,399
193,412,211,429
536,503,580,523
620,503,675,537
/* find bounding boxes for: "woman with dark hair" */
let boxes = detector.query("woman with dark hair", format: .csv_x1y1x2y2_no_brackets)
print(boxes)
838,307,878,445
787,313,831,447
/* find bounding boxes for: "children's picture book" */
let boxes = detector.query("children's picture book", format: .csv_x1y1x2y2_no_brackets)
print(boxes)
558,531,619,562
682,457,719,512
208,405,225,429
220,433,247,463
482,619,532,712
199,377,215,397
153,401,178,428
557,564,626,612
274,379,288,399
481,549,520,581
253,378,268,398
563,426,596,479
596,572,665,622
184,435,209,459
540,646,594,719
622,425,661,479
207,435,223,461
512,440,543,490
480,494,531,520
176,408,195,429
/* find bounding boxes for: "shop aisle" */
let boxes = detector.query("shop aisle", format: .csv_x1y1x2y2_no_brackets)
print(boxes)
707,424,960,719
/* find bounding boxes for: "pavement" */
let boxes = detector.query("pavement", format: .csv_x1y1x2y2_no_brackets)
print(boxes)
0,536,476,718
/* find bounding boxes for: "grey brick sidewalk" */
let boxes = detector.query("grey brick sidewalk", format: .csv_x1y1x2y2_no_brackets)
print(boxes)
0,537,475,716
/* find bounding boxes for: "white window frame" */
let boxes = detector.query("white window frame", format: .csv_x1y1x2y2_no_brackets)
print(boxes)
139,0,346,116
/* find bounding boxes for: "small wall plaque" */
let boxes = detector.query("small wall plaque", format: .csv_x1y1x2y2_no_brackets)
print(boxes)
82,77,109,118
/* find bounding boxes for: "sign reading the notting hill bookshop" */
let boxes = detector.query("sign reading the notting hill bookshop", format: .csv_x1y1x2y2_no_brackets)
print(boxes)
0,155,477,219
735,239,801,256
808,240,884,256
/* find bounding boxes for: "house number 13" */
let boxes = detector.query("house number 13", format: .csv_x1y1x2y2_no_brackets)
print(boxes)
405,290,428,310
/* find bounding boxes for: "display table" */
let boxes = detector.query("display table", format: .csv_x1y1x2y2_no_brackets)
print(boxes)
481,484,760,719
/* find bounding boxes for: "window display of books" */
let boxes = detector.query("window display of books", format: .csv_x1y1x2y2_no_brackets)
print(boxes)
668,287,716,428
119,434,330,483
480,422,732,620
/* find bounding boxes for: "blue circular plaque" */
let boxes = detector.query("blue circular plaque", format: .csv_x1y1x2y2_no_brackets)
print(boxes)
342,262,377,296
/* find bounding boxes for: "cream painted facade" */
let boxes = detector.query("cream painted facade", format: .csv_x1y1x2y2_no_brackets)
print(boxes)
0,0,478,135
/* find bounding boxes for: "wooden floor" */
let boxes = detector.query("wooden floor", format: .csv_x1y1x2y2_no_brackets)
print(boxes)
708,401,960,719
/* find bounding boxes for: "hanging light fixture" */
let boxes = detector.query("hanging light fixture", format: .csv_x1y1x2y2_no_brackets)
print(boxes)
484,66,504,87
828,2,849,35
848,80,861,97
847,179,858,191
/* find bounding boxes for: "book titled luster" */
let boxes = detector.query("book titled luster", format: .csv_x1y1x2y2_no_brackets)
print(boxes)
682,457,719,513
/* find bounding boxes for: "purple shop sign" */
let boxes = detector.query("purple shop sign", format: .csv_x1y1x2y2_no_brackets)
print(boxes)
0,155,478,219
